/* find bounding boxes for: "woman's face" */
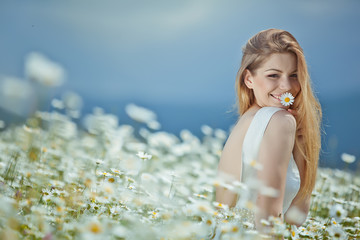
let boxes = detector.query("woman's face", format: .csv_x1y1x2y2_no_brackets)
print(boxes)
244,52,301,109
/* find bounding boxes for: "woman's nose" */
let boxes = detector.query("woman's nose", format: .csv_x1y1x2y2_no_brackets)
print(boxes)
279,77,292,91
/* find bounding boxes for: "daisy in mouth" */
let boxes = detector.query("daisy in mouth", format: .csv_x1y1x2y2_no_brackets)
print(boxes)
280,92,295,106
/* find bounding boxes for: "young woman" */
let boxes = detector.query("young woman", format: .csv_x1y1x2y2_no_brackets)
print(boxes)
216,29,322,232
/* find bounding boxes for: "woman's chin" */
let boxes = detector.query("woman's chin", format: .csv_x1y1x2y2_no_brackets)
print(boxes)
265,103,288,109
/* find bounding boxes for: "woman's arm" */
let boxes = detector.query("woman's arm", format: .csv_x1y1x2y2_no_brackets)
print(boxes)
255,111,297,232
284,137,311,227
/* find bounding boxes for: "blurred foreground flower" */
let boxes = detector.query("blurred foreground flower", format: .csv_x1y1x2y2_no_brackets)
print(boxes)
25,52,65,87
125,103,160,130
136,151,152,160
341,153,356,164
327,224,347,239
0,76,35,116
62,91,83,118
330,204,348,222
285,206,307,226
83,107,118,134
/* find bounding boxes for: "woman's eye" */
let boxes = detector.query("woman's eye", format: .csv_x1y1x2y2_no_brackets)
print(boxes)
290,74,298,78
268,74,278,78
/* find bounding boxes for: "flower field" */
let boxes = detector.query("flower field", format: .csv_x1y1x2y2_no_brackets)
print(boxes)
0,53,359,239
0,106,359,240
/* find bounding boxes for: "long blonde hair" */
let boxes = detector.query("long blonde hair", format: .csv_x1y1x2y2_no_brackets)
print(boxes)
235,29,322,200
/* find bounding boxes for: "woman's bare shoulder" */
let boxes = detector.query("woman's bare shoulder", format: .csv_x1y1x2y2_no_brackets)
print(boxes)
268,109,297,133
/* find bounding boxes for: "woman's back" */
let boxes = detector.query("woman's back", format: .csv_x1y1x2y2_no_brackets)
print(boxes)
216,107,259,196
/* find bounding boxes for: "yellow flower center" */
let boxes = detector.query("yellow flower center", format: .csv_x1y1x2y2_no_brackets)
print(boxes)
246,201,254,209
285,97,290,102
198,205,208,212
336,210,341,217
105,186,113,194
213,181,220,187
89,223,102,234
250,160,257,167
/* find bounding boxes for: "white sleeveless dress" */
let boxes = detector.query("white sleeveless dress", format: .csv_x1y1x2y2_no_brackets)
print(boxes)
237,107,300,216
212,107,300,239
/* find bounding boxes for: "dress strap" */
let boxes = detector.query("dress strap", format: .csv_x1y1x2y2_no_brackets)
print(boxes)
242,107,284,162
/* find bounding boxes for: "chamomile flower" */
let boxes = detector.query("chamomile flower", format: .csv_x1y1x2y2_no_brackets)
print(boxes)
96,159,105,165
341,153,356,164
327,225,347,239
136,151,152,160
280,92,294,106
110,168,124,175
330,204,348,222
213,201,229,211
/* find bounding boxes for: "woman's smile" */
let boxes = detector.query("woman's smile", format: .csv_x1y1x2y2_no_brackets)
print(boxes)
270,94,281,101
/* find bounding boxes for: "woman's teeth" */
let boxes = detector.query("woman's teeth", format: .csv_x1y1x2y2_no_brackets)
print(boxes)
271,94,281,100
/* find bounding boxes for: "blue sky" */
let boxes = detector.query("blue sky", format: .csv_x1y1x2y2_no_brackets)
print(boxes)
1,0,360,167
1,1,359,101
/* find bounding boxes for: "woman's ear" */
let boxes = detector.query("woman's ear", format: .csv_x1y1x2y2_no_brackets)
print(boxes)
244,69,254,89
